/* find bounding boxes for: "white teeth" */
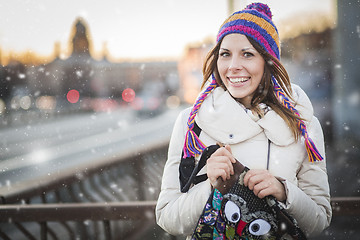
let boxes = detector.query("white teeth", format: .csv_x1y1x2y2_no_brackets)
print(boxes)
228,77,249,83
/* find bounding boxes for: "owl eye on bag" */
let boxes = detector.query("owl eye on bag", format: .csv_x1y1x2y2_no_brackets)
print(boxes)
224,200,241,223
249,219,271,236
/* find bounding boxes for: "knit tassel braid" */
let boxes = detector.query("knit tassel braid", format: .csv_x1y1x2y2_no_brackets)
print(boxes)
271,76,323,162
182,78,218,158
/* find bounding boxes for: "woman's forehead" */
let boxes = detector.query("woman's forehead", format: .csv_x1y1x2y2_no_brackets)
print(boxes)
220,34,255,50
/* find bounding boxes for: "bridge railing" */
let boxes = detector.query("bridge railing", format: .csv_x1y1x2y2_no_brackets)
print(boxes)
0,109,181,240
0,109,359,239
1,195,360,240
0,140,175,240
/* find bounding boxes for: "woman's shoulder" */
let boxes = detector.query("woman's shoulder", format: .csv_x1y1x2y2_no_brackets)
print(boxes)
171,107,192,133
177,107,192,122
291,83,314,122
291,84,309,101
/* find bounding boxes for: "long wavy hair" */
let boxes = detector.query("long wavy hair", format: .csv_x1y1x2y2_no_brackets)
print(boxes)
202,36,302,140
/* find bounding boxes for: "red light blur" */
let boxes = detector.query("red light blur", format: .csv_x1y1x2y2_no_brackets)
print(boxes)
130,97,143,110
67,89,80,103
122,88,136,103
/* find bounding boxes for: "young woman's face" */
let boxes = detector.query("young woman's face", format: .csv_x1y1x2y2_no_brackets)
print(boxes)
217,34,265,108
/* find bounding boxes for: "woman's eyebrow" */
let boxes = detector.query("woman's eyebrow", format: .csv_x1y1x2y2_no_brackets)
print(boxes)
220,47,255,51
241,47,255,51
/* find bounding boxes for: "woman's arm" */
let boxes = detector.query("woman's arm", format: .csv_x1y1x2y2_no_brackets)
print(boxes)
281,117,332,236
155,109,212,236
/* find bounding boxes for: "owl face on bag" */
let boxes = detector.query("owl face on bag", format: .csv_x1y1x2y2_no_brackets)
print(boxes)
192,188,280,240
221,193,278,239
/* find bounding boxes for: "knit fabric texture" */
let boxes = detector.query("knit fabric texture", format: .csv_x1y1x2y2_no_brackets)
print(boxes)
217,2,280,60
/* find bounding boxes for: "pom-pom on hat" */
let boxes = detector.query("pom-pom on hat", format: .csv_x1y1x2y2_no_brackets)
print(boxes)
182,3,323,163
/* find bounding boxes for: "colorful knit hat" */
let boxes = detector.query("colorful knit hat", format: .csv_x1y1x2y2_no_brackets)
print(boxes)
217,2,280,60
183,2,323,162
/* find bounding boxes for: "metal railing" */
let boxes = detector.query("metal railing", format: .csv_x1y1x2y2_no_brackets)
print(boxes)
0,109,359,239
0,108,181,240
1,196,360,240
0,141,173,240
0,201,158,240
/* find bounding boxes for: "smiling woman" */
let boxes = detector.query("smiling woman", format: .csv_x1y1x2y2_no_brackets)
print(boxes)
156,2,331,239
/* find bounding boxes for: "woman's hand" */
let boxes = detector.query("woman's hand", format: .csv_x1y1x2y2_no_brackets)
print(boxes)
243,169,286,202
206,145,236,186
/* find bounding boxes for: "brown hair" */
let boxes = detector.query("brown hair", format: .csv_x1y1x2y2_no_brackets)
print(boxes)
201,36,302,140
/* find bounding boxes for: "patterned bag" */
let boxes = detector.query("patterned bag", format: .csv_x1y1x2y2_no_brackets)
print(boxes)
189,145,307,240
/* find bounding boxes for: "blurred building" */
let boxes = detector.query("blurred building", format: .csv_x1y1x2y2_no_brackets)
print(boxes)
281,28,334,142
332,0,360,148
0,18,179,115
177,40,213,104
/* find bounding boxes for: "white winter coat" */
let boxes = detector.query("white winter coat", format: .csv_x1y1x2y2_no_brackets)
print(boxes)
155,84,331,238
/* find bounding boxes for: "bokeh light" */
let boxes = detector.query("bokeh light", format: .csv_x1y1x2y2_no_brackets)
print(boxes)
130,97,144,110
10,96,21,110
122,88,136,103
36,96,56,110
67,89,80,103
166,95,180,109
20,96,32,110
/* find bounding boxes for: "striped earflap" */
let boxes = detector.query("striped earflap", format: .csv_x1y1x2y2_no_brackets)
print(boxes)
271,77,323,162
182,78,218,158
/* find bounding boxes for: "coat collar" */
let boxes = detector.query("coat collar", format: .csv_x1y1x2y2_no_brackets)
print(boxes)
195,84,314,146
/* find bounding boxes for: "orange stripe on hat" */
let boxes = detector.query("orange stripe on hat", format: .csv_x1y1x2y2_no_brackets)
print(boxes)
220,12,280,51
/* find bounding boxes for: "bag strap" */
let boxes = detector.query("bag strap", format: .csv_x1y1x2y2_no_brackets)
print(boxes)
180,144,220,193
180,122,219,193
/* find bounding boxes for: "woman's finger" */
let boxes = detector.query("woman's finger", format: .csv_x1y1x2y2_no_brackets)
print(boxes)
208,153,234,175
224,145,237,163
208,157,232,177
212,145,236,163
244,169,268,187
243,169,286,201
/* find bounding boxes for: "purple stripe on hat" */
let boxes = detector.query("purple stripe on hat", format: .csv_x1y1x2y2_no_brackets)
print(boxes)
217,25,278,59
217,18,279,59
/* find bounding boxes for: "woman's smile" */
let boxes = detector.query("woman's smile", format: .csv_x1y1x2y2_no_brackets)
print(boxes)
227,76,250,84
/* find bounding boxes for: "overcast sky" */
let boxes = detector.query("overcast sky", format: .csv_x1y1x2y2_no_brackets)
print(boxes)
0,0,334,59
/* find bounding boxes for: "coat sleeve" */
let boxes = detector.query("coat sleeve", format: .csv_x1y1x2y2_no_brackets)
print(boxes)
155,108,212,236
281,116,332,237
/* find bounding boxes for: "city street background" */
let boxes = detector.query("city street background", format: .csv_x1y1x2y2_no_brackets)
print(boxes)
0,0,359,239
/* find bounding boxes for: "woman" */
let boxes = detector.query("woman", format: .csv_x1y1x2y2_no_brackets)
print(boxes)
156,2,331,238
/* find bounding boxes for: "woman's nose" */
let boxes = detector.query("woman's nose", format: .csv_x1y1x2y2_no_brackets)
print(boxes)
228,57,243,71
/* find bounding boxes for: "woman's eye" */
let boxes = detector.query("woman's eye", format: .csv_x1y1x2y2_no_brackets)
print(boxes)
219,52,230,57
224,200,241,223
244,52,254,57
249,219,271,236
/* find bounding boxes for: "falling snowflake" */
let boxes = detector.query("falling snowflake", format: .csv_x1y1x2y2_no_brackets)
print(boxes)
148,187,155,194
18,73,26,79
76,70,83,77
